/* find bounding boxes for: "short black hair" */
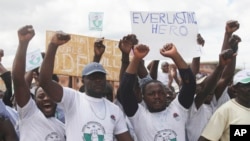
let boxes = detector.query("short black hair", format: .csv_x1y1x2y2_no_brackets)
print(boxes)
141,79,166,95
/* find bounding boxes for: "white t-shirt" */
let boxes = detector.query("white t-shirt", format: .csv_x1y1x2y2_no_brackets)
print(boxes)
0,99,19,137
113,99,138,141
186,102,213,141
186,90,230,141
129,97,188,141
60,87,128,141
17,98,65,141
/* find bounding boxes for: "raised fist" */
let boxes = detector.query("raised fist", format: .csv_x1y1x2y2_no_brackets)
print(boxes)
118,34,138,54
50,31,71,46
226,20,240,34
160,43,178,58
18,25,35,43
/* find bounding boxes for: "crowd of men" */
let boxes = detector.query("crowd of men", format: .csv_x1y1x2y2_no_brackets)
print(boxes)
0,19,250,141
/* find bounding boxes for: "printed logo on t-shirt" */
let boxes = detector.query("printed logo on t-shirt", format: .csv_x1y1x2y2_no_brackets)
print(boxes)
173,112,180,121
154,129,177,141
45,132,62,141
82,121,105,141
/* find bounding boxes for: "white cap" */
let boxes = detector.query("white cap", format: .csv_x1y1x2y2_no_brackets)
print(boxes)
233,69,250,85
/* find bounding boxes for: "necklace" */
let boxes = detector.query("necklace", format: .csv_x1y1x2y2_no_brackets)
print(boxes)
89,99,106,120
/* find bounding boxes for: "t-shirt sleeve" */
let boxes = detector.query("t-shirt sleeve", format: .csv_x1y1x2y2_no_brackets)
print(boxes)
59,87,78,114
17,98,37,120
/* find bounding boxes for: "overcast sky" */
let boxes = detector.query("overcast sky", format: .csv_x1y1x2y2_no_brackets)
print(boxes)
1,0,249,69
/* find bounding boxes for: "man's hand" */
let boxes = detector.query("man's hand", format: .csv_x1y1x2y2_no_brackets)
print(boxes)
160,43,178,58
18,25,35,44
229,34,241,53
94,37,105,57
50,31,71,46
119,34,138,54
226,20,240,34
197,33,205,47
128,34,138,46
133,44,149,60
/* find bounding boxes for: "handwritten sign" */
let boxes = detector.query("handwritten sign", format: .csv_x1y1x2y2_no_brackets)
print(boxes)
131,11,201,60
45,31,121,81
26,49,43,72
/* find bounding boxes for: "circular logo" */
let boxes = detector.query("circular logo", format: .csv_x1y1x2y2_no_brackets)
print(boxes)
45,132,62,141
154,129,177,141
82,121,105,141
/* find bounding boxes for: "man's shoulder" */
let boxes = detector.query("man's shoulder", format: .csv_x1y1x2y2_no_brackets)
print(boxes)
105,99,124,112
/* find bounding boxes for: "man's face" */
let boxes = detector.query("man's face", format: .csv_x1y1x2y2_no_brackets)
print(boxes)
143,82,167,112
83,72,107,98
161,63,169,73
35,87,57,117
227,85,237,98
234,83,250,106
